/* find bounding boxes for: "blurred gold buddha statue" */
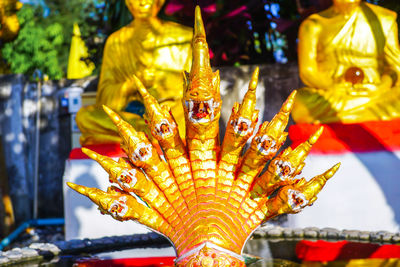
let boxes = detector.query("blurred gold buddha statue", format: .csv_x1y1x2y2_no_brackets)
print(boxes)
76,0,192,145
0,0,23,73
292,0,400,124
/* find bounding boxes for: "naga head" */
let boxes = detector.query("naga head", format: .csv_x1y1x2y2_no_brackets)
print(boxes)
103,105,154,167
183,6,221,129
226,68,259,143
266,186,309,216
266,162,340,218
267,126,324,185
252,91,296,158
134,75,178,142
82,148,146,193
67,183,137,220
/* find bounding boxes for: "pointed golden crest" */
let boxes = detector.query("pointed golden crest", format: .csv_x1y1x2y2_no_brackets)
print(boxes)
183,6,221,129
134,75,163,120
251,121,284,159
134,75,178,140
251,123,323,197
69,183,144,221
247,91,295,160
103,105,153,164
67,182,117,213
82,147,149,195
266,90,296,141
190,5,212,81
103,105,140,144
82,148,122,180
265,163,340,219
229,67,259,137
239,67,259,118
273,125,323,179
298,163,341,204
289,125,323,168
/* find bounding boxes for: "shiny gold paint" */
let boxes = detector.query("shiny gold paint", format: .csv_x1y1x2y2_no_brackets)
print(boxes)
75,0,192,145
292,0,400,123
68,6,339,266
67,23,95,79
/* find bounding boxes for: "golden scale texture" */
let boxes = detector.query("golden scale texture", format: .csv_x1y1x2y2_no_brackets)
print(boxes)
68,6,340,266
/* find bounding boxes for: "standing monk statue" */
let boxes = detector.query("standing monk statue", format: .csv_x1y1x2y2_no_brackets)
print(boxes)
76,0,192,145
292,0,400,124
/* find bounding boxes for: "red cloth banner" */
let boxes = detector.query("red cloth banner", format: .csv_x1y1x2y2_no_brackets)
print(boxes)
289,119,400,154
296,240,400,261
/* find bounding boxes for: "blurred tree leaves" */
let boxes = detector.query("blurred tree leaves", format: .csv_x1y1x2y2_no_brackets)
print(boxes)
2,5,64,79
1,0,105,79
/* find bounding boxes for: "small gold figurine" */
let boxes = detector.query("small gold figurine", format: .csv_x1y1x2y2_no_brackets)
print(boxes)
292,0,400,124
67,23,95,79
69,7,339,266
75,0,192,145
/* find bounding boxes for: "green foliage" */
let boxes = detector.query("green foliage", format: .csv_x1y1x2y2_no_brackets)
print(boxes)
43,0,102,74
2,0,105,79
2,5,64,80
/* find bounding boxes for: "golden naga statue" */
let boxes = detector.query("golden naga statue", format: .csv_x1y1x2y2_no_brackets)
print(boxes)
0,0,23,73
76,0,192,145
292,0,400,124
68,7,340,266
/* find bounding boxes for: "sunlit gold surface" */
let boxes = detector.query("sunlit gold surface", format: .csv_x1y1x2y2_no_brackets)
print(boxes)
75,0,192,145
292,0,400,124
68,6,339,266
0,0,22,73
67,23,95,79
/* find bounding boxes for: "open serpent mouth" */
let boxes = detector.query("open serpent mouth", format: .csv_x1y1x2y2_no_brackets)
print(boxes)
118,169,138,189
131,143,152,162
109,198,129,217
186,99,218,123
275,160,294,180
232,117,252,135
256,135,277,155
287,189,308,212
155,119,175,138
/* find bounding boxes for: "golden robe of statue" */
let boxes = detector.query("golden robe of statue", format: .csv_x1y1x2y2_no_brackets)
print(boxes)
76,0,192,145
292,0,400,124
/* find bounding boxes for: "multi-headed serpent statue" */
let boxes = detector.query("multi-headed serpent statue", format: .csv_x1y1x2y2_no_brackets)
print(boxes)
68,7,340,266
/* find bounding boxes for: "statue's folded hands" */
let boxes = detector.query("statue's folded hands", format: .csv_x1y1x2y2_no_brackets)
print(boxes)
292,0,400,124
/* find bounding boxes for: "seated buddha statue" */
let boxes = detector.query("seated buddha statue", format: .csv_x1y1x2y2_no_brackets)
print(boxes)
291,0,400,124
76,0,192,145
